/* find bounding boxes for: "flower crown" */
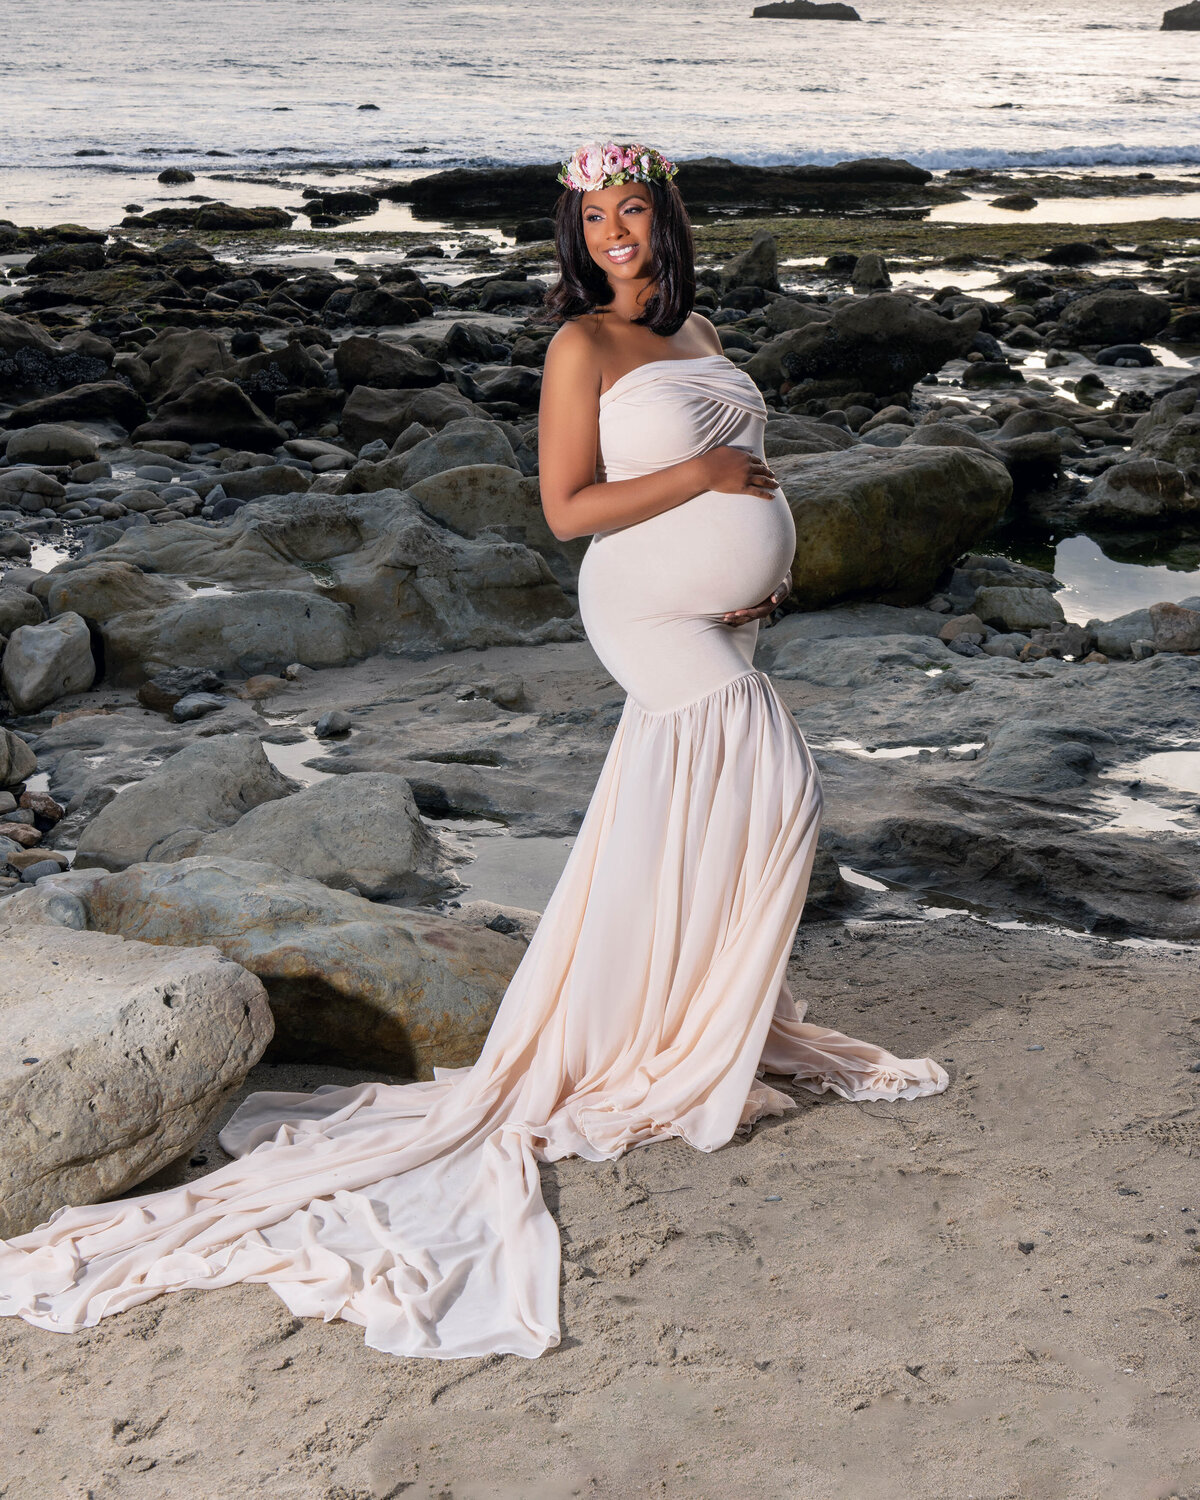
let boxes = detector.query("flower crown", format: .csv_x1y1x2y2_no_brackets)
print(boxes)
556,140,679,193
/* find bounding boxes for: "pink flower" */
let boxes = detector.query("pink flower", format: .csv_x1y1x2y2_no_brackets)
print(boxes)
573,141,606,190
639,152,651,177
601,144,625,178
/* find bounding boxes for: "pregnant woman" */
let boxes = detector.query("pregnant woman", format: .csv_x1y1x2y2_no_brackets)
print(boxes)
0,142,947,1361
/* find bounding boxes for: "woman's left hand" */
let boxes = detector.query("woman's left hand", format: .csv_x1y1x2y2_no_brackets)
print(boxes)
720,570,792,628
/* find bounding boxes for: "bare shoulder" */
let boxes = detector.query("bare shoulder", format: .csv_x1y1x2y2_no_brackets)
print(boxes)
685,310,724,355
543,317,603,391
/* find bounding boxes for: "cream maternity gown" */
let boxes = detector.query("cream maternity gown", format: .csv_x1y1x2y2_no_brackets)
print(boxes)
0,353,948,1359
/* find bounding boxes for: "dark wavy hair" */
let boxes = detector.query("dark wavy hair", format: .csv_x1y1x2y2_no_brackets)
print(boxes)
538,176,695,336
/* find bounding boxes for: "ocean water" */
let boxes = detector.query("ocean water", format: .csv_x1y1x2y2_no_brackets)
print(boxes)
3,0,1199,181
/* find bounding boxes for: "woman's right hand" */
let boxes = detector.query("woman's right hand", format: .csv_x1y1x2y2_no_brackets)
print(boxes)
700,445,781,500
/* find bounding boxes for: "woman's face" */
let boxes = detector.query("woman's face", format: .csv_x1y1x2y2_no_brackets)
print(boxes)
580,181,654,284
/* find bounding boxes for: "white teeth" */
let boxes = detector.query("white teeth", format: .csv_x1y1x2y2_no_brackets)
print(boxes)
606,245,637,260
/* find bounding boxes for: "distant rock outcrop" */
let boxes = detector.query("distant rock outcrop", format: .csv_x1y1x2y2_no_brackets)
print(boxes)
752,1,861,16
1162,2,1200,29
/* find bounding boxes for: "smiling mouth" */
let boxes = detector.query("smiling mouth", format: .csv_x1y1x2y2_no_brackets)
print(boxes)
605,244,639,263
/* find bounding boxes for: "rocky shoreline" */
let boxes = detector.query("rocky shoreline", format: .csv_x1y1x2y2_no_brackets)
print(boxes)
1,175,1199,1491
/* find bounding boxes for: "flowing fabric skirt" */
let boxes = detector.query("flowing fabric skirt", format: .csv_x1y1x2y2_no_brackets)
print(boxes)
0,663,947,1358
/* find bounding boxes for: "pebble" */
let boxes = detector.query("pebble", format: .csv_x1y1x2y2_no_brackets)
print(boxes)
1026,1044,1044,1051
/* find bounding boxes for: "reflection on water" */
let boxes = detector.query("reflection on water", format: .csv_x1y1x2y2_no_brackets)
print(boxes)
1052,534,1200,623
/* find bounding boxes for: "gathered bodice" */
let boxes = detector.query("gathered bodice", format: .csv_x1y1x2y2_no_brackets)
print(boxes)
597,354,769,483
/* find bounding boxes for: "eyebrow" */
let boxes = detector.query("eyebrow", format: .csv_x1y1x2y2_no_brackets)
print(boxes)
583,194,646,210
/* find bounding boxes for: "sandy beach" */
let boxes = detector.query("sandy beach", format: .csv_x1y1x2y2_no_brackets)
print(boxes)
3,910,1198,1499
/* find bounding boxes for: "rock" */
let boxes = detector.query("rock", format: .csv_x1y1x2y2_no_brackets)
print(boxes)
131,377,285,450
406,463,585,583
57,489,580,669
333,335,445,392
395,417,519,485
1131,388,1200,486
0,587,45,634
1075,458,1199,522
774,446,1012,609
1086,607,1153,660
768,632,953,687
194,772,458,900
5,381,149,435
12,858,523,1079
138,329,233,402
4,423,98,466
1095,344,1156,367
2,612,96,713
973,586,1066,632
1162,1,1200,27
193,204,293,231
769,294,980,398
974,719,1112,794
752,0,860,15
718,230,781,293
0,311,110,400
346,286,424,326
341,383,475,449
0,727,37,786
851,252,891,292
1056,290,1172,346
0,466,66,511
40,559,190,623
991,193,1038,210
938,613,986,642
172,691,228,721
12,378,154,435
100,588,362,683
216,464,312,502
0,917,271,1236
137,665,225,713
763,414,857,457
315,709,352,737
74,734,296,871
1149,601,1200,653
962,361,1025,389
904,421,995,454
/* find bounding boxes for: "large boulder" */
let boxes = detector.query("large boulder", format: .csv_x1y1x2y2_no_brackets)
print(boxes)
12,858,524,1079
1074,458,1200,523
99,587,362,682
0,586,45,634
39,559,190,623
752,0,860,15
340,382,477,448
756,293,980,397
74,733,295,871
1162,2,1200,29
0,311,110,399
195,772,460,899
1055,290,1172,347
5,380,148,431
774,446,1013,609
1131,386,1200,486
357,416,518,491
131,376,285,450
333,336,445,392
0,920,271,1237
138,328,234,401
4,423,98,466
718,230,781,293
64,490,580,666
2,611,96,712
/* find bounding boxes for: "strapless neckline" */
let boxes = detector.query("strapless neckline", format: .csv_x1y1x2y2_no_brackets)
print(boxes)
600,353,733,407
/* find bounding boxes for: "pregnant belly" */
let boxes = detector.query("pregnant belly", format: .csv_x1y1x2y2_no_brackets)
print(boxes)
581,488,796,619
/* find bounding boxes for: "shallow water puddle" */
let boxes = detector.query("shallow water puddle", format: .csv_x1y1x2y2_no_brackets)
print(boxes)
260,725,339,785
428,816,575,912
27,539,72,572
1051,534,1200,624
824,738,984,758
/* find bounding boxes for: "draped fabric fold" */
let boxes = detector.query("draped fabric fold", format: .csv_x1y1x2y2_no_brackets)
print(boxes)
0,355,948,1359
